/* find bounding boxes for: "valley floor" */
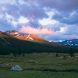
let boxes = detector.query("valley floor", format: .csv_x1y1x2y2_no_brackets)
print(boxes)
0,70,78,78
0,53,78,78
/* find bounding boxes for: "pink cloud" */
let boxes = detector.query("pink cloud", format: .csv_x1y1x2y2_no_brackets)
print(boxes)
19,26,54,34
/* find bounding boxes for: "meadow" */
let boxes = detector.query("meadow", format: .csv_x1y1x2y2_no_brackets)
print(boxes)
0,53,78,78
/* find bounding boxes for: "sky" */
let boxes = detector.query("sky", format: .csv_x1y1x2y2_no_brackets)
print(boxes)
0,0,78,41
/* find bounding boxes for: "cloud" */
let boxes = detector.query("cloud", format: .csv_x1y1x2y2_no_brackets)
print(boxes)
39,18,58,25
39,0,78,11
56,26,68,34
18,16,29,24
43,34,78,41
19,26,54,34
53,10,78,24
0,0,78,41
3,13,29,27
0,0,16,5
42,24,78,41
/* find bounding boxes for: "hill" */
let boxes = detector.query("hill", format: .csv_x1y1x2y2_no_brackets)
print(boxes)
0,31,77,55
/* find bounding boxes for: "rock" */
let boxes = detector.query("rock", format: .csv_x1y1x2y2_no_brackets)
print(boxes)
10,65,23,71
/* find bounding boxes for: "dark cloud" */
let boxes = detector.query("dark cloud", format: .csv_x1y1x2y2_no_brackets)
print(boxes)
29,20,40,28
39,0,78,11
4,0,48,19
6,4,20,18
53,10,78,24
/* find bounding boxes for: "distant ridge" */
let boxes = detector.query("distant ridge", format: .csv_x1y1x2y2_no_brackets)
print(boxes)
58,39,78,47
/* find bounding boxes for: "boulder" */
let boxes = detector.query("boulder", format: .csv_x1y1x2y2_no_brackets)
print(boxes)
10,65,23,71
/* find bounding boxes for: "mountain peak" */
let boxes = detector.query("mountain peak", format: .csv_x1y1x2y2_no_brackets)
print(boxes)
5,30,49,44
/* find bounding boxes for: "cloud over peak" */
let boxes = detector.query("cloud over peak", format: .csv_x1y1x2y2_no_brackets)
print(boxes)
19,26,54,35
0,0,78,41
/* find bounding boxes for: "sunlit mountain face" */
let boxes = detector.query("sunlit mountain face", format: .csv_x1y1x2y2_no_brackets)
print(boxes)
6,30,50,44
0,0,78,41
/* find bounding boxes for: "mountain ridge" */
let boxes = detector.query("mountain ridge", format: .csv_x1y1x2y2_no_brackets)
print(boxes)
5,31,50,44
0,31,78,55
58,39,78,47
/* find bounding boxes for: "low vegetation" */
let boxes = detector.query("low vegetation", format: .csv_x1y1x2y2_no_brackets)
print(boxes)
0,53,78,78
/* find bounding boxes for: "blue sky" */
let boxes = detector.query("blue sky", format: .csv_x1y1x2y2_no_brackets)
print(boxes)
0,0,78,41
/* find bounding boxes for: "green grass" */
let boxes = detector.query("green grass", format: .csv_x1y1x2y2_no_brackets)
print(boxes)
0,53,78,78
0,70,78,78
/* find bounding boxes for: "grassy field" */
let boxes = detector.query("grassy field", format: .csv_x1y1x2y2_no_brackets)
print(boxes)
0,53,78,78
0,70,78,78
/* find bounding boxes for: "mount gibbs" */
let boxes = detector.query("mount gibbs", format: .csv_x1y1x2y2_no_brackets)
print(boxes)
0,31,77,55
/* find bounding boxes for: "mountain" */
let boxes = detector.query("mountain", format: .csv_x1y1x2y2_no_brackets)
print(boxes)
6,31,50,44
0,31,78,55
6,31,72,46
58,39,78,47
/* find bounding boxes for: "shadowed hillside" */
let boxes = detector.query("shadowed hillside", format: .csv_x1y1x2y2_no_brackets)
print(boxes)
0,31,78,55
